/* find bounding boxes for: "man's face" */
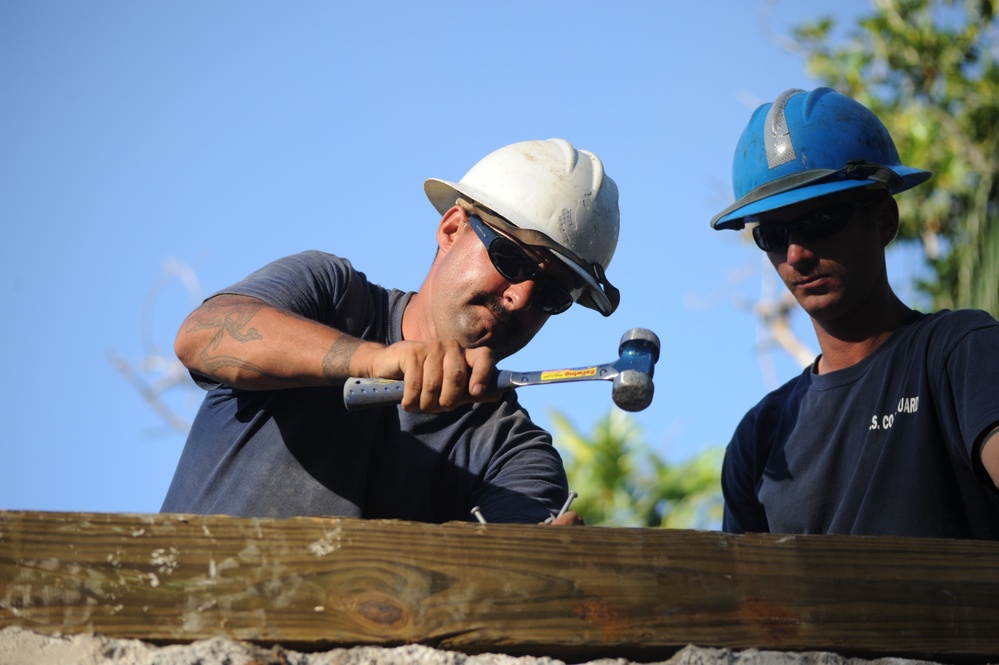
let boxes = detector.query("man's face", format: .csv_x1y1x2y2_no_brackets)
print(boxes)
752,192,893,325
428,212,577,360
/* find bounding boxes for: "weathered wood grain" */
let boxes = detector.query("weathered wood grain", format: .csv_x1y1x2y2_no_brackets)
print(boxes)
1,511,997,661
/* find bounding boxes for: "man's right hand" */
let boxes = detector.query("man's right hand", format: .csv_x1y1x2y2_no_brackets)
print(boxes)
349,340,498,413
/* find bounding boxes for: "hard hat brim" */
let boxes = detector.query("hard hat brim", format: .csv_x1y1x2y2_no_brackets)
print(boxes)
712,164,931,230
425,177,617,316
426,178,517,227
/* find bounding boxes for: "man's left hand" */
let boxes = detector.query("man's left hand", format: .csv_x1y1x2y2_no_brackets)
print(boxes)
541,510,585,526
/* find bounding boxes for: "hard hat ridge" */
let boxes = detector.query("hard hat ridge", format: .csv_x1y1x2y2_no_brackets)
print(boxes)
425,138,621,315
763,88,801,170
711,87,932,230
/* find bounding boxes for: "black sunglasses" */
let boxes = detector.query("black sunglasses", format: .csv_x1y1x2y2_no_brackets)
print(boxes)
751,196,882,252
468,215,576,315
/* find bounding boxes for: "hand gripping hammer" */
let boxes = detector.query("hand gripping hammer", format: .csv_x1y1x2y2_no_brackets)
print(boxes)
343,327,661,412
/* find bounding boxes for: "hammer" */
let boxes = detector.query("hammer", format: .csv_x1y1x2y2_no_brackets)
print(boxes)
343,327,660,412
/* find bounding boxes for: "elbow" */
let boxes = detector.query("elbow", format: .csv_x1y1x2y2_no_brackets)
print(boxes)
174,323,199,371
980,426,999,490
174,308,208,372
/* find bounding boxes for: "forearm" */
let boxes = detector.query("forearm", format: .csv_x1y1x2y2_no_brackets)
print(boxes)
174,294,381,390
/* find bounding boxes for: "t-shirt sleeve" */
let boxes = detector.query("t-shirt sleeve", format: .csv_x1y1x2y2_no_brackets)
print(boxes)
721,408,771,534
940,314,999,493
468,395,569,524
187,251,386,390
217,251,373,327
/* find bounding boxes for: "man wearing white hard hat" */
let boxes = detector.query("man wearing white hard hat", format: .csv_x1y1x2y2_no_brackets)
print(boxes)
712,88,999,539
161,139,620,524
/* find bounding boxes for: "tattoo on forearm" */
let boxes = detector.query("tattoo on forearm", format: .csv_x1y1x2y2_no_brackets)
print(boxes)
189,302,280,380
322,337,364,383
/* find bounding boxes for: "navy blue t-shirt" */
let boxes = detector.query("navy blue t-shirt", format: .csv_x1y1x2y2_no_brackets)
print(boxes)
161,251,569,523
722,309,999,539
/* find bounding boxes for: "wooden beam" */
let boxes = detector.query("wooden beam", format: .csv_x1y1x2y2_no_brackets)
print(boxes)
1,510,998,662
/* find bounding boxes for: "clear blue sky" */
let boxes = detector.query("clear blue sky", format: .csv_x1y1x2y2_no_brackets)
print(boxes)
2,0,923,514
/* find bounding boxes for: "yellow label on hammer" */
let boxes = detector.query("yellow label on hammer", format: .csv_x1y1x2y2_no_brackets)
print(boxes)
541,367,598,381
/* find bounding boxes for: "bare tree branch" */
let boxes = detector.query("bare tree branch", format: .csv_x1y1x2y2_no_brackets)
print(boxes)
109,257,204,435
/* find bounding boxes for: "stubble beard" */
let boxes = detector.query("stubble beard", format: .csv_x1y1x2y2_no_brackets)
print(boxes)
456,292,528,358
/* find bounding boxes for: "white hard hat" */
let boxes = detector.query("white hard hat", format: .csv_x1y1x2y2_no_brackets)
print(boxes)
425,138,621,316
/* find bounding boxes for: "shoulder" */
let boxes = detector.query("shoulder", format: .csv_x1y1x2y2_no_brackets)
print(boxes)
726,368,811,461
261,250,356,277
218,252,390,325
898,309,999,359
727,369,811,464
219,251,355,292
741,368,812,432
910,309,999,336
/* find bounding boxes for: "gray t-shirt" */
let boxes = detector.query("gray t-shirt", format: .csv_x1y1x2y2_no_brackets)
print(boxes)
161,251,569,523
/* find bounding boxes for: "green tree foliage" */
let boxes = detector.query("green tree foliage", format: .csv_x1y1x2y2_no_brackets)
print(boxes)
550,409,723,529
793,0,999,315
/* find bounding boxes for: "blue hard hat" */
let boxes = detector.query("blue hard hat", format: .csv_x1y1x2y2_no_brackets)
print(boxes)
711,87,931,230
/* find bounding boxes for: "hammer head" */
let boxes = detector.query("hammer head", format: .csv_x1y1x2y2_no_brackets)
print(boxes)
611,328,661,412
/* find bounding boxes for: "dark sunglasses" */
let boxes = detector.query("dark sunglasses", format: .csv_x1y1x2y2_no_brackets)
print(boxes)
468,215,576,315
751,196,882,252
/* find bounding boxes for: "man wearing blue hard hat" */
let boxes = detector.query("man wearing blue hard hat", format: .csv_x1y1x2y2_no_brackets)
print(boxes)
711,88,999,539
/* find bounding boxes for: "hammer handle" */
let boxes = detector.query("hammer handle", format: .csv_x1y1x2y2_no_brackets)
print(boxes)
342,378,407,409
343,372,513,410
342,364,618,410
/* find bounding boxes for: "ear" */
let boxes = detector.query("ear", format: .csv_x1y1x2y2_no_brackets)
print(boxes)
878,195,900,247
436,205,469,252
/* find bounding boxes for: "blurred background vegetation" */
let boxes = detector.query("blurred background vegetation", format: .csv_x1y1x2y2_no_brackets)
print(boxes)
555,0,998,529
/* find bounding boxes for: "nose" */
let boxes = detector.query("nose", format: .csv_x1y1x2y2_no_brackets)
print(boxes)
784,232,817,267
502,278,537,312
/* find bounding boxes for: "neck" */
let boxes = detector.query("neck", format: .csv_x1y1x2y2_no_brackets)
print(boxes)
812,291,911,374
401,289,430,342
